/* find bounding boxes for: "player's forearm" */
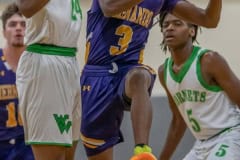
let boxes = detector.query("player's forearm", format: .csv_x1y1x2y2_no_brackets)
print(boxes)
15,0,49,18
204,0,222,28
99,0,143,17
159,119,186,160
172,0,222,28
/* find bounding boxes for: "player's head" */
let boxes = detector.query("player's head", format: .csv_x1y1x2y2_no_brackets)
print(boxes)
159,12,199,52
1,3,25,47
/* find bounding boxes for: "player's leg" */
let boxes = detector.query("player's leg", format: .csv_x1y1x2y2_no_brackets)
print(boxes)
65,141,78,160
124,65,156,159
80,65,124,160
125,66,154,144
31,145,66,160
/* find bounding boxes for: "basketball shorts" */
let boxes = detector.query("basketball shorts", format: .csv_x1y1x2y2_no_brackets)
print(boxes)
183,125,240,160
80,63,156,156
16,52,81,146
0,136,34,160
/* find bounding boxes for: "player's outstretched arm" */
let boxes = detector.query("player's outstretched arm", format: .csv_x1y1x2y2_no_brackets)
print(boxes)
15,0,49,18
98,0,142,17
172,0,222,28
200,51,240,107
158,65,187,160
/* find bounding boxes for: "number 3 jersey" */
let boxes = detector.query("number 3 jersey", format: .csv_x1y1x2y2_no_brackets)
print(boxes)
85,0,179,65
0,49,23,141
164,46,240,140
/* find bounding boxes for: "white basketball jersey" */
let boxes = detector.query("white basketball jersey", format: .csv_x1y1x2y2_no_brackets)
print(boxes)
24,0,82,48
164,46,240,140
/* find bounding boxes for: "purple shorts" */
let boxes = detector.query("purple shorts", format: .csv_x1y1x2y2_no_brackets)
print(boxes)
80,63,156,156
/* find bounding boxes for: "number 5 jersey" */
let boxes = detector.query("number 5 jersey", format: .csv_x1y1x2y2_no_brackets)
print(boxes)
164,46,240,140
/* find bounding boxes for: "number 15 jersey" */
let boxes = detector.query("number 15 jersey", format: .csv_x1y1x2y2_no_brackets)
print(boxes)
0,49,23,141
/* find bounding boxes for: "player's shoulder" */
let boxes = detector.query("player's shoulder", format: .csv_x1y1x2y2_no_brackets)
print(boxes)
199,50,229,76
200,50,222,65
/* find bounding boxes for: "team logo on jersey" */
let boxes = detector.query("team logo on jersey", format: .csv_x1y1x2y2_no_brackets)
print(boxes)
53,114,72,134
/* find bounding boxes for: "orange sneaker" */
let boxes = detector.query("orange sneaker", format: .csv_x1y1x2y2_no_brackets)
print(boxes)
130,152,157,160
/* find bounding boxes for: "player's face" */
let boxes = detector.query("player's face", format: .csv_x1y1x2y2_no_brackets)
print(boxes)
162,14,195,49
3,14,26,47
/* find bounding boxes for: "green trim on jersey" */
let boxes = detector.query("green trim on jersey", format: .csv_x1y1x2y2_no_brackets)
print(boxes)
71,0,82,20
196,50,222,92
169,46,200,83
26,44,77,57
202,123,240,141
26,141,72,147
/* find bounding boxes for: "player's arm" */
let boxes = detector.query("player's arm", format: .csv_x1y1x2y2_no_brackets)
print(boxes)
15,0,49,18
201,51,240,107
172,0,222,28
98,0,143,17
158,64,187,160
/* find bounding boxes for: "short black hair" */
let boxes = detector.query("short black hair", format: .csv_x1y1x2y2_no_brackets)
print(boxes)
1,3,23,30
159,12,199,53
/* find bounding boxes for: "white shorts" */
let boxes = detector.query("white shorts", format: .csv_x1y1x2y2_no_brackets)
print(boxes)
16,52,81,146
183,125,240,160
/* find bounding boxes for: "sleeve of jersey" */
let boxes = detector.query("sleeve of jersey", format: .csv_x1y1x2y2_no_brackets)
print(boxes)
160,0,180,13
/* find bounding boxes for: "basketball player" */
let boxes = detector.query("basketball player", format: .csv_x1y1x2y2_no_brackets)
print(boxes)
15,0,82,159
0,3,34,160
80,0,222,160
158,12,240,160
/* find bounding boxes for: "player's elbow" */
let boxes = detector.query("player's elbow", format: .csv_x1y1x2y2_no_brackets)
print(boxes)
102,8,116,17
203,15,221,28
101,5,117,17
18,6,34,18
20,11,34,18
99,1,119,17
204,19,220,28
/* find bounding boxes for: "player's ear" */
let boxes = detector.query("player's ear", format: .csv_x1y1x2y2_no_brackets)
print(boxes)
189,26,195,38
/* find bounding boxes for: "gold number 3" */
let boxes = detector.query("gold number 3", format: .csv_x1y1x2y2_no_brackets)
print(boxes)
109,25,133,56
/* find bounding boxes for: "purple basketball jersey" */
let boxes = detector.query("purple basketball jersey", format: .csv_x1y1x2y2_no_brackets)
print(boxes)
85,0,179,65
81,0,179,156
0,49,24,141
